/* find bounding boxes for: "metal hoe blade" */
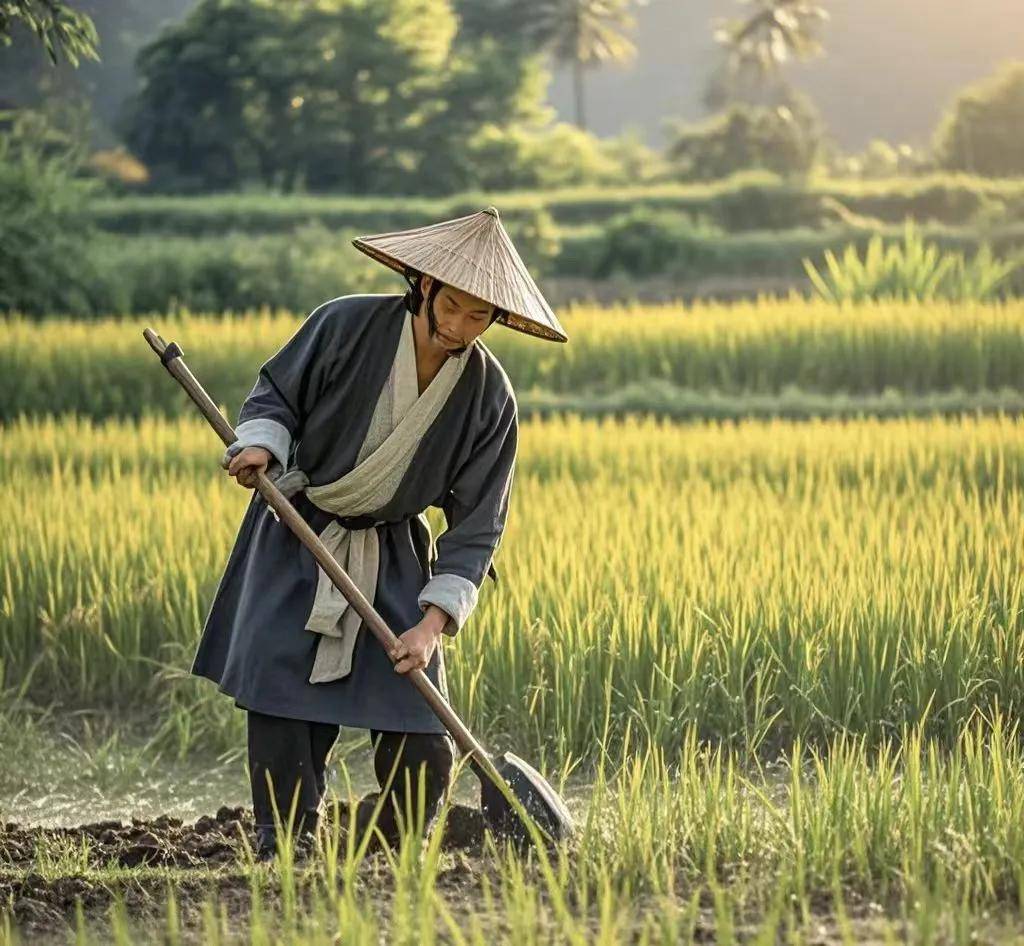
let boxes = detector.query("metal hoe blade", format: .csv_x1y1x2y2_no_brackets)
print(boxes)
477,751,575,850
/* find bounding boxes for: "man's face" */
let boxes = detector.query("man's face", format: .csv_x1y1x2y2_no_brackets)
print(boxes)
420,275,495,355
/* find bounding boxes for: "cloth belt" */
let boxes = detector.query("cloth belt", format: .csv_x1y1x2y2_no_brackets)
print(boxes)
266,471,403,684
335,513,386,530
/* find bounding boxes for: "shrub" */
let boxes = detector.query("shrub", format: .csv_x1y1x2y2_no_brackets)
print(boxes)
829,140,933,179
87,175,1024,237
589,207,721,278
0,112,117,315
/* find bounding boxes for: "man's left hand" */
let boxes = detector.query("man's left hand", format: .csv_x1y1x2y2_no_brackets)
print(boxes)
390,610,448,674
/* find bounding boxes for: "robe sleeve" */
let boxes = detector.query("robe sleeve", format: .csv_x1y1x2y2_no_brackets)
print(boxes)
220,300,341,479
417,391,518,637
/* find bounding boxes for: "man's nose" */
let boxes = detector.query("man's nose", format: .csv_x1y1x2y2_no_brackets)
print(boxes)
443,315,469,337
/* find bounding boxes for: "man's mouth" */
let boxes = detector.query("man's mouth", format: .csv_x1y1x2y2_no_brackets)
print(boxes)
437,331,461,346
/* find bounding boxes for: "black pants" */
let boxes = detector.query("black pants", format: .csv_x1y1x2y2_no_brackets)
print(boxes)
246,709,455,846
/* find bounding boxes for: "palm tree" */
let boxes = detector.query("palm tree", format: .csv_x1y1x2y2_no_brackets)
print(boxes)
710,0,828,108
529,0,643,131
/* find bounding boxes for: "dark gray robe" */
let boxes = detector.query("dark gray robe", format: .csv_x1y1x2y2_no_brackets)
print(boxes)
190,293,518,733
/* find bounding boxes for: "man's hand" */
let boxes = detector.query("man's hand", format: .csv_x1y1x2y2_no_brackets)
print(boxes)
390,607,450,674
224,446,272,488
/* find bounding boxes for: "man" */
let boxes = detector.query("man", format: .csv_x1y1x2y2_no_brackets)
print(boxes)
190,206,568,861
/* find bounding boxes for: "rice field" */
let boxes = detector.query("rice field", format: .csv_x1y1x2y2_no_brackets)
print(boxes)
1,411,1020,762
2,300,1023,941
1,298,1023,420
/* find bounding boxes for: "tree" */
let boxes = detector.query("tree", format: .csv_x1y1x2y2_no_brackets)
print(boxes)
452,0,542,46
0,0,99,65
933,61,1024,177
0,0,197,149
121,0,458,192
120,0,552,194
526,0,642,131
708,0,828,110
119,0,287,191
400,33,555,195
665,101,821,181
451,0,646,132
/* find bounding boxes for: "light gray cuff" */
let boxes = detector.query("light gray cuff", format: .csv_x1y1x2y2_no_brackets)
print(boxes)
221,417,291,477
418,573,479,637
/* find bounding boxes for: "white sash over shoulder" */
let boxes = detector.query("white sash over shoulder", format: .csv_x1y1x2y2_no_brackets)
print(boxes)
271,316,472,683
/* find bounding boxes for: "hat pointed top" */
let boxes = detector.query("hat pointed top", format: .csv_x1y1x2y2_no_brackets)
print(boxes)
352,206,568,343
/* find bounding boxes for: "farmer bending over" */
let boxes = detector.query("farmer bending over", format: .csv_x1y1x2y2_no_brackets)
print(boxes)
190,207,568,860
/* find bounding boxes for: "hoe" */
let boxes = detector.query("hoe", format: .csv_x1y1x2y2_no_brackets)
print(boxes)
144,327,575,851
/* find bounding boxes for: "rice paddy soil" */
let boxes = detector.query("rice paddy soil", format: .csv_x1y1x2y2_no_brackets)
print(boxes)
1,800,491,940
0,810,904,946
6,800,1023,944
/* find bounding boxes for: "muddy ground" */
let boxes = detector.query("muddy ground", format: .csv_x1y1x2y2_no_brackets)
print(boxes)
3,805,1017,944
0,800,491,941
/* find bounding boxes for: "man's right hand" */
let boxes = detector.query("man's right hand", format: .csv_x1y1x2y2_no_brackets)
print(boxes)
225,446,272,488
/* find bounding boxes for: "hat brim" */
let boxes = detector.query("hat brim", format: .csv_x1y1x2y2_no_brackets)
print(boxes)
351,214,568,344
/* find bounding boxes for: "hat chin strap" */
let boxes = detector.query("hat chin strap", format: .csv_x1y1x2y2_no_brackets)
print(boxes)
424,278,446,344
401,266,422,315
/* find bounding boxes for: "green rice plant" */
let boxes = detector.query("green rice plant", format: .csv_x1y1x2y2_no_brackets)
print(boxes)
14,712,1024,942
0,412,1020,763
803,220,1020,303
3,298,1024,421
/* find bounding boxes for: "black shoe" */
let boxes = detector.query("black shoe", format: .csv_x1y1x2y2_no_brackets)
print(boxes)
254,824,277,862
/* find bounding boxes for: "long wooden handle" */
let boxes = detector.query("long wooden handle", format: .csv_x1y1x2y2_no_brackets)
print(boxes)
142,327,505,785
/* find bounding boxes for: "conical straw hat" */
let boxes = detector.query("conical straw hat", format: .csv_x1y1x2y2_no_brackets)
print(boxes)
352,206,568,343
